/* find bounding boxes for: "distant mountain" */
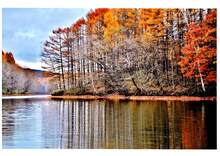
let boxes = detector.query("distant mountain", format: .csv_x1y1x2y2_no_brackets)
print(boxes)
2,50,54,77
2,50,56,95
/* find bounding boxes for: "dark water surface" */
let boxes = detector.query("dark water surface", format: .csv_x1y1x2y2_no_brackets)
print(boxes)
2,98,216,149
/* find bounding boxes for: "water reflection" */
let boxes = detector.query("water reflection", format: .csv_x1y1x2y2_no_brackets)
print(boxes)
2,99,216,149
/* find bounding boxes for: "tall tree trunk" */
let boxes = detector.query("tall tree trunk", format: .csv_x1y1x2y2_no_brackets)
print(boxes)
198,60,206,92
67,44,70,89
59,36,65,90
196,47,205,92
70,43,74,88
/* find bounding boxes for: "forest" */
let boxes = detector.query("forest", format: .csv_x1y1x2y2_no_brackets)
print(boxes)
41,8,216,96
2,51,56,94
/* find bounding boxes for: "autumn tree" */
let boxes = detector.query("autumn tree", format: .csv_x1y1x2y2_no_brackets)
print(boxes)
179,10,216,92
42,28,67,89
41,8,216,96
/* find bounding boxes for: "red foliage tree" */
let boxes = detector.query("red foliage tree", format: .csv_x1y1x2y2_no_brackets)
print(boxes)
179,10,216,92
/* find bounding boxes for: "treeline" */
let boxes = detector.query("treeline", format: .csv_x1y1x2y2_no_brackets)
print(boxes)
41,9,216,96
2,51,56,94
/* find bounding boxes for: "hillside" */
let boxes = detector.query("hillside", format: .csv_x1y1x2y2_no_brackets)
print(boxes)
2,51,56,95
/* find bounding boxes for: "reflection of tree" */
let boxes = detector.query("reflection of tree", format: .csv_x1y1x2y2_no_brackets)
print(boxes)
180,103,207,149
3,99,48,148
2,99,17,144
38,100,214,149
50,100,171,148
167,101,182,149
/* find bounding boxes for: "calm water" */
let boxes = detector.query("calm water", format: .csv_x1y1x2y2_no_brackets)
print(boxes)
2,97,216,149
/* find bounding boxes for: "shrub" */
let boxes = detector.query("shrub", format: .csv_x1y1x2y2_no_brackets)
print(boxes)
51,89,64,96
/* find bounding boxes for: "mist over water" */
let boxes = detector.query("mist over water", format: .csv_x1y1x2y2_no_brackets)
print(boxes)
2,98,216,149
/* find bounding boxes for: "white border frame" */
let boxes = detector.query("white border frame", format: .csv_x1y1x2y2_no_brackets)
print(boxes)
0,0,219,155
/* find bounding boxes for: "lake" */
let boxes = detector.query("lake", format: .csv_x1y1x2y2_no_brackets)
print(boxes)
2,96,216,149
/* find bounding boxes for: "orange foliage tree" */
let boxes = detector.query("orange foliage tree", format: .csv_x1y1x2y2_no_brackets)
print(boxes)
139,9,165,42
179,10,216,92
41,9,216,96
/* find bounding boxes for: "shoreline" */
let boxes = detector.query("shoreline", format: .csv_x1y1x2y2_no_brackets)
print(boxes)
2,94,216,101
50,95,216,101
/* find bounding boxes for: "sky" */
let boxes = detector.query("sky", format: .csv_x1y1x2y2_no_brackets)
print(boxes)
2,8,90,70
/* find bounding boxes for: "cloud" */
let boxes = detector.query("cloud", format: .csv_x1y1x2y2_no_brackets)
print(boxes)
16,31,37,38
3,8,90,70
